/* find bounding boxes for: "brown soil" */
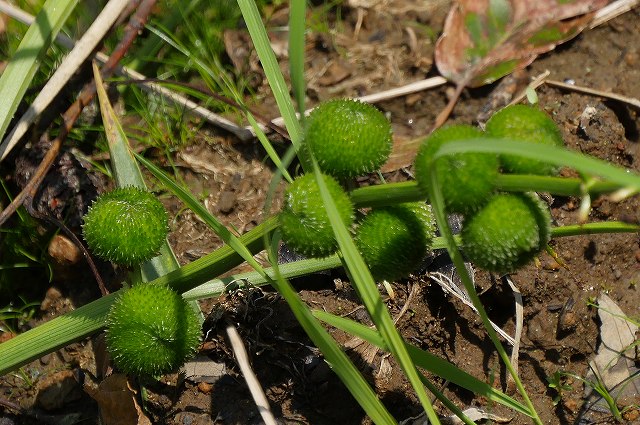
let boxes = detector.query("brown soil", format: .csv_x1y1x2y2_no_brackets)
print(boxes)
2,2,640,425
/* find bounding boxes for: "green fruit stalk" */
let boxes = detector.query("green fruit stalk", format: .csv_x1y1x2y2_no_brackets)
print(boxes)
485,104,564,175
304,99,392,178
279,173,354,258
106,283,201,377
461,193,551,273
355,203,435,281
82,186,168,266
414,125,499,214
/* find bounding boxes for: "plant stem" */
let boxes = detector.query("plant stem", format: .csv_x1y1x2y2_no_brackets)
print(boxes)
349,175,626,209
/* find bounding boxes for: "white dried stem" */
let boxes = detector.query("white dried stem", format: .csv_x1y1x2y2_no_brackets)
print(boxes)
225,323,278,425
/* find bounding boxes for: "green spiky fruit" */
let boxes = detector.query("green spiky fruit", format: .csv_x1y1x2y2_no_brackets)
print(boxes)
106,283,201,377
414,125,499,214
83,187,168,266
485,104,564,175
304,99,392,178
355,203,435,281
461,193,551,273
279,173,354,257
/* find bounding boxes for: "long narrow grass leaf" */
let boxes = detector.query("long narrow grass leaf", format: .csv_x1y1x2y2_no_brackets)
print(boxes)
236,0,303,148
313,310,533,417
0,0,78,147
289,0,306,116
93,63,179,281
311,162,441,424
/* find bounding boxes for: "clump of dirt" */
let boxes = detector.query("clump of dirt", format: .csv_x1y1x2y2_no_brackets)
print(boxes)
2,2,640,425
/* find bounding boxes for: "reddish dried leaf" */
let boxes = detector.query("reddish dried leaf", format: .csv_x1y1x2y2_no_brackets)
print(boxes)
435,0,608,88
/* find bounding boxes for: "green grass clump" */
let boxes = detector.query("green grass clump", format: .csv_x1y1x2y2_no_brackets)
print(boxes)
355,203,435,281
279,173,354,257
82,187,168,266
304,99,392,178
414,125,499,214
461,193,551,273
106,283,201,377
485,104,564,175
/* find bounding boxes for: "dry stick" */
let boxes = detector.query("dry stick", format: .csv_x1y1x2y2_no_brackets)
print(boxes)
0,1,257,142
545,79,640,110
504,276,524,393
0,0,131,161
0,0,157,296
0,0,155,228
225,323,278,425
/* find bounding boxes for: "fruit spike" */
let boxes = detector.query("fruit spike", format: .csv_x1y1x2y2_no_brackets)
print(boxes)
461,192,551,273
304,98,392,178
414,124,499,214
279,173,354,258
106,283,201,377
485,104,564,176
82,186,168,266
355,202,435,282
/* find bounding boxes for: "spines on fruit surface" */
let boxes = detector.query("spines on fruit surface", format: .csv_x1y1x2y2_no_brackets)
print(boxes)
414,124,499,214
82,186,168,266
279,173,354,258
461,192,551,273
106,283,201,377
485,104,564,175
355,202,435,282
304,98,392,178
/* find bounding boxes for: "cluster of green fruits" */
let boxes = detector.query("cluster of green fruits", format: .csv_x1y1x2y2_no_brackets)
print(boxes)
79,100,561,377
280,100,561,278
82,187,201,377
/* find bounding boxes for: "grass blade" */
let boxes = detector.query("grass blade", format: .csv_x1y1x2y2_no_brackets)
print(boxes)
0,0,78,147
93,63,179,281
313,310,534,417
289,0,306,116
137,152,397,424
311,162,442,424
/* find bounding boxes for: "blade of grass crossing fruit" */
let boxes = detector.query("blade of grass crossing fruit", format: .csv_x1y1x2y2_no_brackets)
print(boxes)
434,138,640,190
313,310,534,418
137,153,397,424
0,0,79,147
311,162,442,424
92,63,180,282
424,149,543,425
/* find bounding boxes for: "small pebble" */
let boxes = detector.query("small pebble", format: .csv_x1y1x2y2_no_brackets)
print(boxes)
197,381,213,394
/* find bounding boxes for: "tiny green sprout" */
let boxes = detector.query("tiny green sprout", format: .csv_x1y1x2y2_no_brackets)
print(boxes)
304,98,392,178
461,193,551,273
279,173,354,258
82,186,168,266
485,104,564,175
414,124,499,214
106,283,201,377
355,202,435,282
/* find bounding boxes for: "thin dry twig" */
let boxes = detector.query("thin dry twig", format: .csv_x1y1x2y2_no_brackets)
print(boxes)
590,0,640,28
0,0,153,228
0,0,131,161
0,0,258,141
429,271,516,346
504,276,524,390
225,323,278,425
545,79,640,110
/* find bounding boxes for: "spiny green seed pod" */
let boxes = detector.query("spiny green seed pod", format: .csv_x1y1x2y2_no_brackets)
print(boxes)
279,173,354,258
414,125,499,214
106,283,201,377
485,104,564,175
305,98,392,178
355,203,435,282
83,186,168,266
461,193,551,273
